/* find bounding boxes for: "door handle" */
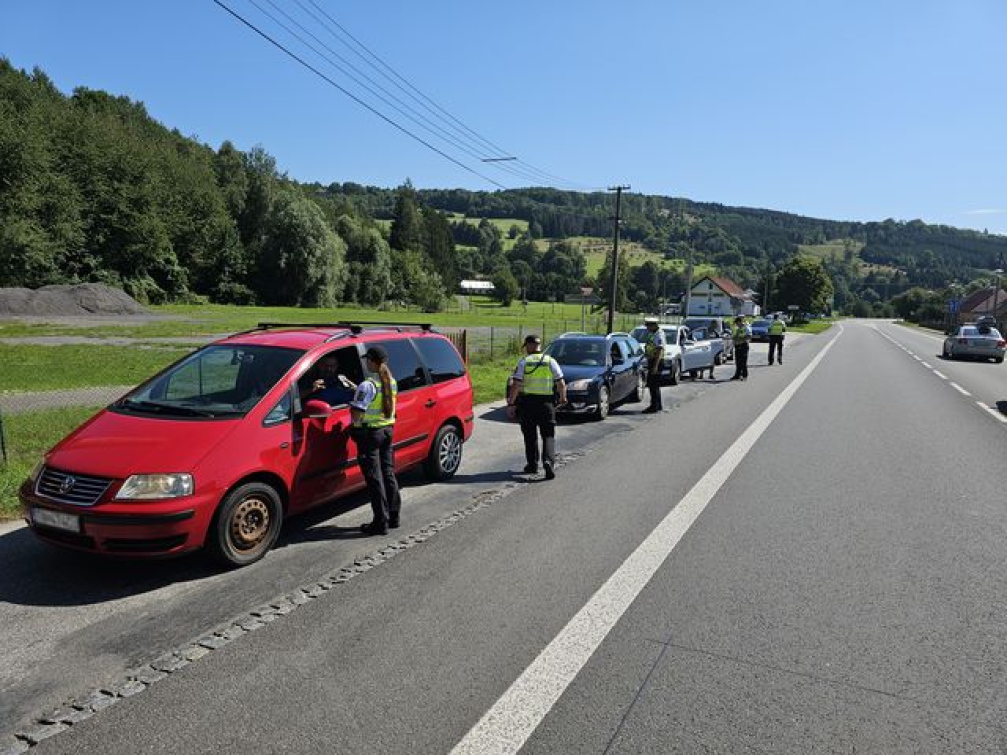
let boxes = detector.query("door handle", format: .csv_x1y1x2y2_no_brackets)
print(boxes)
425,399,436,408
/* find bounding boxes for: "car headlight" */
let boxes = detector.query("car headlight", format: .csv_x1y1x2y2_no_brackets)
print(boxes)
567,379,592,391
28,461,45,484
116,473,194,500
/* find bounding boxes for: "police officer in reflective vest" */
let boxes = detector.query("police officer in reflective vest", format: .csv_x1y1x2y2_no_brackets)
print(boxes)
507,334,567,480
731,316,752,381
768,313,786,365
350,345,401,535
640,317,666,413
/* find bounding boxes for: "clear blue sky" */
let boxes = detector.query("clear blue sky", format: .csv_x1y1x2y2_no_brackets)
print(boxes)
4,0,1006,233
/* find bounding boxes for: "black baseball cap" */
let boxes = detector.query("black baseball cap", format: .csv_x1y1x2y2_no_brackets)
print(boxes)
524,334,542,345
364,345,388,362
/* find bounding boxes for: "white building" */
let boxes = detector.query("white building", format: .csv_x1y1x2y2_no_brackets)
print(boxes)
686,276,759,317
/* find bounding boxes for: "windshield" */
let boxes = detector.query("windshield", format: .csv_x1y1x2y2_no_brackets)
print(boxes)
114,344,304,419
962,326,1001,338
545,339,607,367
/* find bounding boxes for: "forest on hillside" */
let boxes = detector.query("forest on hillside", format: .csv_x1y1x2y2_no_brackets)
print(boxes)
3,58,1006,318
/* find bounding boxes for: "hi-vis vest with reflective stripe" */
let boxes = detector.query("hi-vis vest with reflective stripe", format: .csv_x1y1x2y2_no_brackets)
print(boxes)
642,330,661,358
769,320,785,335
520,353,556,396
733,324,750,345
360,376,397,428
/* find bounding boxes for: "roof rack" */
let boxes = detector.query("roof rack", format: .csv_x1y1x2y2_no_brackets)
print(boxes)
232,321,436,341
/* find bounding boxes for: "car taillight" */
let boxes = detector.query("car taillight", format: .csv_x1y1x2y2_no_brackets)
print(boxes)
999,340,1006,348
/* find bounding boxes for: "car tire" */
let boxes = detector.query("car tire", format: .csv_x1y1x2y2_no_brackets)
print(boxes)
996,357,1004,364
668,359,681,386
424,423,463,480
714,351,725,366
629,371,646,403
593,386,610,421
208,482,283,568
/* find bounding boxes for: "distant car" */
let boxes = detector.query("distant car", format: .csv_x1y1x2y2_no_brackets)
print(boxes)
749,319,772,342
630,324,717,383
507,333,645,420
683,317,734,363
943,323,1006,363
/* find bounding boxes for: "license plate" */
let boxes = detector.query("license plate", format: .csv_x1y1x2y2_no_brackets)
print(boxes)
32,507,81,533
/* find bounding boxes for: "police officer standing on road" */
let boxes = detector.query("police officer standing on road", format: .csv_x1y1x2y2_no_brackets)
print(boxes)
731,315,752,381
640,317,666,413
350,345,401,535
507,335,567,480
767,313,786,365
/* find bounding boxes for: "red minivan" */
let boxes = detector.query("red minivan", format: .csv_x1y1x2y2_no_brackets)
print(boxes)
19,323,474,567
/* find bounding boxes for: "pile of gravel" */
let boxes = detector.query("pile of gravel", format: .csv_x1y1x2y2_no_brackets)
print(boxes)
0,284,148,317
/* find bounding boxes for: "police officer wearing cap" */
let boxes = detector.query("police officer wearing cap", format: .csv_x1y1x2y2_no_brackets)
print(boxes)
640,317,666,413
507,334,567,479
731,315,752,381
350,345,401,535
767,313,786,365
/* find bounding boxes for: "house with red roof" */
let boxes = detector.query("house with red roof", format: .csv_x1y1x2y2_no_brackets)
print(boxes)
686,276,759,317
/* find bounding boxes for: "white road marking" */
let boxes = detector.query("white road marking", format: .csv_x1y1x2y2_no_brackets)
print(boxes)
921,361,933,369
951,382,971,396
977,401,1007,423
912,355,922,361
932,370,948,380
450,329,844,755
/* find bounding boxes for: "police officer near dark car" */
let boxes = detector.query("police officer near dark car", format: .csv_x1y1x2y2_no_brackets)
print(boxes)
507,335,567,480
639,316,666,413
767,313,786,365
731,315,752,381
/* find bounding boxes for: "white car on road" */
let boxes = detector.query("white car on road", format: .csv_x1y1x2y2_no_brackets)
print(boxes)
631,324,717,384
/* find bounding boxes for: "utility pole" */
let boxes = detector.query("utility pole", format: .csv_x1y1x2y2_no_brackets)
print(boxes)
606,185,630,333
682,248,694,320
763,259,772,315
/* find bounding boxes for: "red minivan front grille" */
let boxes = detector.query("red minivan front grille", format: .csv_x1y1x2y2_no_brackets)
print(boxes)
36,467,112,507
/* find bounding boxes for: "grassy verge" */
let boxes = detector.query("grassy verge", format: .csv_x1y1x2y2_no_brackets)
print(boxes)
789,321,834,335
0,405,102,519
0,344,192,392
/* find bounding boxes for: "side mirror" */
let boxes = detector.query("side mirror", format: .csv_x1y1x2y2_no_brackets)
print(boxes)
302,399,333,420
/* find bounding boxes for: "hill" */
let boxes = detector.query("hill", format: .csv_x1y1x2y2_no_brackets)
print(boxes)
4,57,1006,317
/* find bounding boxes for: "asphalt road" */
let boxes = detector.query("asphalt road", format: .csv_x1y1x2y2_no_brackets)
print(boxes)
9,323,1007,753
1,337,772,744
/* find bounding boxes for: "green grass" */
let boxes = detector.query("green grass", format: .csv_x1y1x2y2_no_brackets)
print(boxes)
0,300,617,339
0,344,192,392
789,321,834,335
0,405,102,519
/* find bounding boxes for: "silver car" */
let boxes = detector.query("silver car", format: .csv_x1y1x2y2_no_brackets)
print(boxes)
943,323,1006,363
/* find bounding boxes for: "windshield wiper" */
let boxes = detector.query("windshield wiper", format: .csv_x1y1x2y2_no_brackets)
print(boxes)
121,399,216,417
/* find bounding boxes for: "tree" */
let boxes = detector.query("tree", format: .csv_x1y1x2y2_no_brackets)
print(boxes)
389,182,424,252
491,265,520,306
775,256,833,314
337,214,392,306
256,188,347,307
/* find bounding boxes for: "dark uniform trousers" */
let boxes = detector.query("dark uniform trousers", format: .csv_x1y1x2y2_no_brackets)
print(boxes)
518,395,557,468
768,335,784,364
647,371,663,410
733,343,750,379
354,425,401,525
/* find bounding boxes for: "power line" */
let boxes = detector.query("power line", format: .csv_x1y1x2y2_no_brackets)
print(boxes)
241,0,569,189
292,0,598,191
213,0,509,189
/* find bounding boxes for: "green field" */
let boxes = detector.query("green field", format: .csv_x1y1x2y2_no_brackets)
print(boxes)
0,344,192,391
798,239,899,276
0,405,102,518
